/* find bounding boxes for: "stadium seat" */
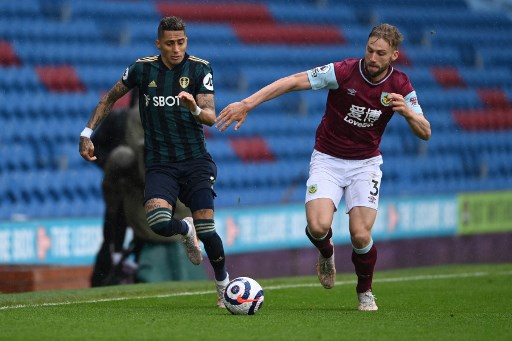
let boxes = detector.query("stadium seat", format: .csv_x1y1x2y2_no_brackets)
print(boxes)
206,139,239,163
266,136,314,160
1,0,511,218
70,1,158,22
476,47,512,68
156,2,273,24
0,0,41,20
459,67,512,88
52,142,89,170
0,66,43,92
75,66,121,92
229,136,275,162
1,143,37,172
268,3,357,25
0,19,102,43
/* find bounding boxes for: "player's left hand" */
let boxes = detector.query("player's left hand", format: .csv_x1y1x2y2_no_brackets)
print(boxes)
388,93,412,118
178,91,197,112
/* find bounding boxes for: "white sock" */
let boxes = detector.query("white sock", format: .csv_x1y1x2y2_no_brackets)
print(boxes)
216,273,230,286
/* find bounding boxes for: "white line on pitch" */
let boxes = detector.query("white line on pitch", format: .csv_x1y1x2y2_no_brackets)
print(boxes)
1,270,510,310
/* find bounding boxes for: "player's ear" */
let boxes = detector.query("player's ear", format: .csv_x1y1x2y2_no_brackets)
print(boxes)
391,50,399,62
155,39,161,49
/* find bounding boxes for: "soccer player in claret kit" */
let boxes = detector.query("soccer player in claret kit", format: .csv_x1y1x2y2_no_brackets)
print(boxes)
79,16,230,307
216,23,431,311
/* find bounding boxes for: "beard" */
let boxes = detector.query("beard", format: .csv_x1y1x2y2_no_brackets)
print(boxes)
364,62,389,79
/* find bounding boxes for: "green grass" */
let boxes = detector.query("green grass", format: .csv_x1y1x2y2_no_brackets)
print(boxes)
1,263,511,340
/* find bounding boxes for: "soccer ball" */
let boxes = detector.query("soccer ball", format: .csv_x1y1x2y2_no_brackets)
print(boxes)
223,277,264,315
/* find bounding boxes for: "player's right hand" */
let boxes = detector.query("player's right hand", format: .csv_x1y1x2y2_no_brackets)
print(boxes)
215,102,249,132
79,137,97,161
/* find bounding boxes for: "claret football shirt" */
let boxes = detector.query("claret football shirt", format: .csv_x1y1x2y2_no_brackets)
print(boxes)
307,58,423,160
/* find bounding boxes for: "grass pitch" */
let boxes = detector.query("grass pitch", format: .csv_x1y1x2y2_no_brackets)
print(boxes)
1,263,511,340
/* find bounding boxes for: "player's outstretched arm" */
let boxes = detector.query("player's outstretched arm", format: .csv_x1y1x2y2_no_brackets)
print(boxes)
215,72,311,132
79,80,130,161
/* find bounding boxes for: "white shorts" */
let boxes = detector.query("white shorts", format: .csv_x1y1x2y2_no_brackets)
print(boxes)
305,149,383,213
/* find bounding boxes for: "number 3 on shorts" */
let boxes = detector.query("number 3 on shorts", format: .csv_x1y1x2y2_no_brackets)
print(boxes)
370,179,379,196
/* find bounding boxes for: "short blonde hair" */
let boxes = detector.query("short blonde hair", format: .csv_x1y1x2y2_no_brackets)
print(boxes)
368,23,404,50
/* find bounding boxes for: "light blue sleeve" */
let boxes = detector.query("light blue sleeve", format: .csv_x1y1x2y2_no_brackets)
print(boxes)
306,63,339,90
404,91,423,115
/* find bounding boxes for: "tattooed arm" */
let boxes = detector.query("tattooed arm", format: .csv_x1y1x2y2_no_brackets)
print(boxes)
195,93,216,126
79,80,131,161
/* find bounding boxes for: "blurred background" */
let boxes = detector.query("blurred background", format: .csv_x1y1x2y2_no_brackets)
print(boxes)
0,0,511,291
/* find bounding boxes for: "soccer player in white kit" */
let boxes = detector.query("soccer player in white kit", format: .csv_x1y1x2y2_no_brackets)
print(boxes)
215,24,431,311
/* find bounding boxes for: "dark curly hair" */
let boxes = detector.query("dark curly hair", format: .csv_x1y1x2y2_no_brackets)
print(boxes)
158,16,186,38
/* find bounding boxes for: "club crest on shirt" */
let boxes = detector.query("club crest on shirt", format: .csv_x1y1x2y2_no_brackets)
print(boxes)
380,92,391,106
308,184,318,194
179,77,190,88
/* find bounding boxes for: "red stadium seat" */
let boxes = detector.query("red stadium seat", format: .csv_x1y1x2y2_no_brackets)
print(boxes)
431,66,466,88
233,23,345,45
453,108,512,130
229,136,275,162
0,40,21,66
156,3,273,24
35,65,85,92
477,88,510,108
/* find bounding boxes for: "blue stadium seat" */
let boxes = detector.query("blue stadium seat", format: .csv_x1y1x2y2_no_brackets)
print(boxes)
347,0,467,10
1,143,37,171
379,134,406,156
0,66,44,93
399,67,439,88
0,0,511,217
217,162,251,189
76,66,122,92
402,46,462,66
458,67,512,88
430,28,512,48
266,136,314,160
376,8,510,30
477,47,512,68
0,19,102,43
51,142,88,170
423,111,458,132
206,139,239,163
420,88,483,110
190,45,363,69
69,1,158,21
0,0,41,19
13,42,154,67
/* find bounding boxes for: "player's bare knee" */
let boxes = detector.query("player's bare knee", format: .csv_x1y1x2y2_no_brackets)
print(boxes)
350,232,372,249
307,221,331,239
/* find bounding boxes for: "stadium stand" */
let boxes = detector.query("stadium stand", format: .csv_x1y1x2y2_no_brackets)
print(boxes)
0,0,511,221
